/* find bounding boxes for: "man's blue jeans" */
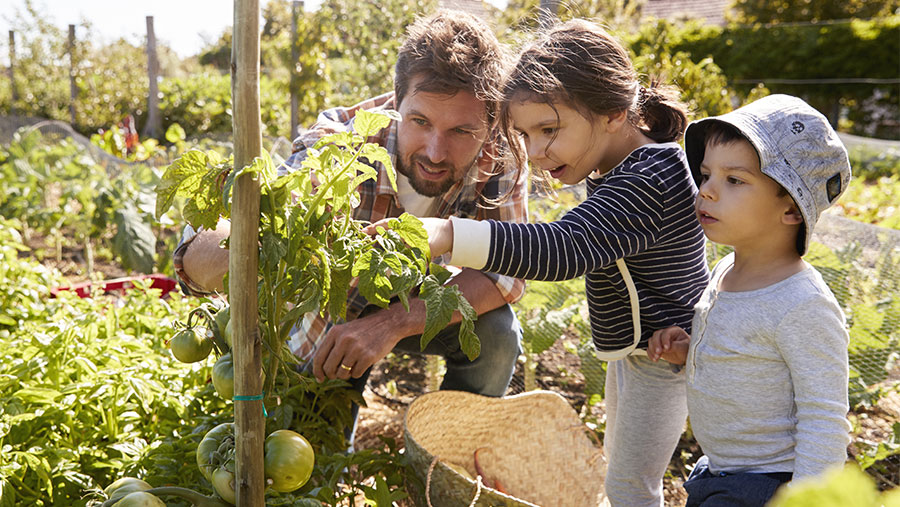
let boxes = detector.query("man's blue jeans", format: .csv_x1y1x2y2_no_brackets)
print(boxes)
347,303,523,440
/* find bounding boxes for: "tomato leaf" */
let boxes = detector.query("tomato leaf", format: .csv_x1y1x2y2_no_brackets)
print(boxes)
224,151,276,215
359,143,395,191
353,250,394,307
155,149,213,219
353,109,393,138
418,264,474,353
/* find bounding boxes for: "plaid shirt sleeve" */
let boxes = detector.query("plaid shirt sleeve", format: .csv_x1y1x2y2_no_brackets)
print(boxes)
282,94,396,365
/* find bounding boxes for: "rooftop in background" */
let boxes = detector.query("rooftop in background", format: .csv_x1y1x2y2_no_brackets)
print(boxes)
438,0,489,18
642,0,733,25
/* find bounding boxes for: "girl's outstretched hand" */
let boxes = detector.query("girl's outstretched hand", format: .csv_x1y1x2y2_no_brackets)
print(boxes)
363,217,454,259
648,326,690,365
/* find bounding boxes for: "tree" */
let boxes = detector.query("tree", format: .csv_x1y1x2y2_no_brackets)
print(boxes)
491,0,645,39
729,0,899,24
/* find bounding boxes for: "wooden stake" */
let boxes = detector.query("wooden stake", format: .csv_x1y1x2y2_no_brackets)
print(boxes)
290,1,303,139
144,16,162,138
8,31,17,111
68,25,76,126
231,1,264,505
539,0,560,28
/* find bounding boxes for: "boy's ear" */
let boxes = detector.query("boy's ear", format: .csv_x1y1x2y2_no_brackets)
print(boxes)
782,204,803,225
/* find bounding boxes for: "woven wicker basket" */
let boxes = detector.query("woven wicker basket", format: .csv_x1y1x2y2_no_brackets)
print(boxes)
404,390,607,507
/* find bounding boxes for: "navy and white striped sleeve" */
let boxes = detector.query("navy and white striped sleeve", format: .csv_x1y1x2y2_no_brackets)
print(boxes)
483,170,664,281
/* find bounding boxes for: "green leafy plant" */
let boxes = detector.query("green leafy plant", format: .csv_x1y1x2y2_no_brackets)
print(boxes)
155,109,479,371
0,129,160,274
154,109,478,502
768,464,900,507
0,217,213,505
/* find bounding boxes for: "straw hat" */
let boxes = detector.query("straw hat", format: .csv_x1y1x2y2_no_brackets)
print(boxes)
404,390,607,506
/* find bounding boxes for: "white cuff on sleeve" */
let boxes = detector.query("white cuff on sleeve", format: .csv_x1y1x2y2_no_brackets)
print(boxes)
448,216,491,269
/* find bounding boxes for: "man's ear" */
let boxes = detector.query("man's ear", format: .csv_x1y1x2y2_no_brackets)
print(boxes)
783,205,803,226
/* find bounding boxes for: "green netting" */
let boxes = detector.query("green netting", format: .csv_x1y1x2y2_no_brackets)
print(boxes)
509,210,900,399
505,189,900,490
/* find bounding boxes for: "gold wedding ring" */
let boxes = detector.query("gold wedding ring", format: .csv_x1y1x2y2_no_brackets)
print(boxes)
340,363,352,371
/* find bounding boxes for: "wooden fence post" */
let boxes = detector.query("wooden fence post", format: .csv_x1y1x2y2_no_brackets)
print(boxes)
68,25,76,126
231,0,265,505
8,31,17,113
290,0,303,139
539,0,559,28
144,16,162,138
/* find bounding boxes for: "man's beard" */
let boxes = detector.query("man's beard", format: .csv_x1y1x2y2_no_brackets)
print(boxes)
396,153,478,197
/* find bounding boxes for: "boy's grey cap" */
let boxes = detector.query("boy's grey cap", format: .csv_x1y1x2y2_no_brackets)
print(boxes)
684,94,852,256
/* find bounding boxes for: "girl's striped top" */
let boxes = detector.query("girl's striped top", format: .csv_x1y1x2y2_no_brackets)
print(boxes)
450,143,710,353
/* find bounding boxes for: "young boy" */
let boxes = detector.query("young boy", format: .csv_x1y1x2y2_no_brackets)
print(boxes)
648,94,852,507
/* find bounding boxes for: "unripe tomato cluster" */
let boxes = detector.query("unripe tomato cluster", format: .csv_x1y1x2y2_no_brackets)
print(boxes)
196,423,315,503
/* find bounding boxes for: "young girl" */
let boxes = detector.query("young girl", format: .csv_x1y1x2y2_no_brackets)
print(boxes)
394,20,711,506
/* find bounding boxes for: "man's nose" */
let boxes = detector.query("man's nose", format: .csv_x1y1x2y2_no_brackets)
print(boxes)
424,131,448,163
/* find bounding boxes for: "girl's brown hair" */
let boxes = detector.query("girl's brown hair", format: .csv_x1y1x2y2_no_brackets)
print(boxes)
501,19,688,169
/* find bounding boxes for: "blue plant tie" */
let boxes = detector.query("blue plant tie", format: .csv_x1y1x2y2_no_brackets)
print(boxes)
233,393,268,417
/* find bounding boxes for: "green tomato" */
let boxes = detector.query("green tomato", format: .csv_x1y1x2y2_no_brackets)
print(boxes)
212,353,235,401
170,327,213,363
214,306,231,349
104,477,151,503
211,467,236,505
113,491,165,507
211,353,264,402
264,429,315,493
196,422,234,481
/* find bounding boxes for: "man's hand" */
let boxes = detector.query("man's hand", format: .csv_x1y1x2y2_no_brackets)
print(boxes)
182,218,231,293
648,326,690,366
363,217,454,259
312,313,404,382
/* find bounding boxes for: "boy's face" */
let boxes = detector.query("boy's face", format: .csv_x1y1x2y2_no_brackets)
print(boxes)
695,139,798,252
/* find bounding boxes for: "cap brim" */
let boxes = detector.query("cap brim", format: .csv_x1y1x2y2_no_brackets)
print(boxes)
683,116,812,255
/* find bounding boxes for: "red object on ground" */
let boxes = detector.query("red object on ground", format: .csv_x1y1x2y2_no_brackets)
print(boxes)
50,274,179,299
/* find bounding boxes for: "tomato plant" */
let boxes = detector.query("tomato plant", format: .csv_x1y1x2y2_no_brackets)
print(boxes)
264,430,315,493
210,467,236,504
212,353,235,401
113,491,166,506
169,327,214,363
196,423,235,481
155,108,479,396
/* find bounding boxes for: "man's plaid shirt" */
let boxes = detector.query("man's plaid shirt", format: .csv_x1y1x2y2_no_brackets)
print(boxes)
175,92,528,365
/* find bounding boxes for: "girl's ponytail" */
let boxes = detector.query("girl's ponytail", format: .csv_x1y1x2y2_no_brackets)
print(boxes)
501,19,691,147
636,84,688,144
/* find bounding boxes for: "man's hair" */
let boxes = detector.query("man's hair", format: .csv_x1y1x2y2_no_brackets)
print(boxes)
703,121,788,197
394,10,507,127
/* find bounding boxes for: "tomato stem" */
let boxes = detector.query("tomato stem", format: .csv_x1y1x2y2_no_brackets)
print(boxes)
107,486,232,507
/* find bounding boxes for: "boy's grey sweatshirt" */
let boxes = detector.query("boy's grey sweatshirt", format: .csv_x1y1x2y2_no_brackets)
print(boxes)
686,253,851,480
